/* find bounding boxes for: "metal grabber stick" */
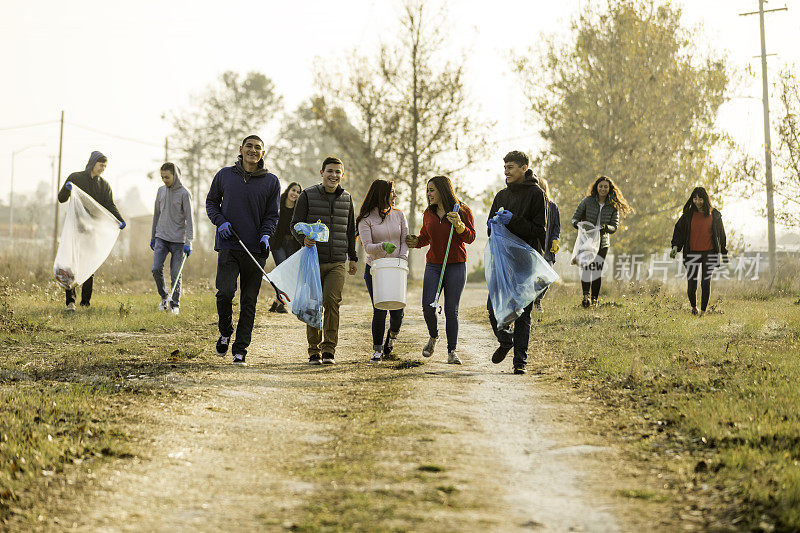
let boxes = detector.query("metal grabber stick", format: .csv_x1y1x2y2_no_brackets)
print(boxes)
166,252,188,306
430,203,460,314
229,227,290,306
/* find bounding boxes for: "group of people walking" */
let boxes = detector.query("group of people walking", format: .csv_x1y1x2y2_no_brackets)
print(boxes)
57,140,728,373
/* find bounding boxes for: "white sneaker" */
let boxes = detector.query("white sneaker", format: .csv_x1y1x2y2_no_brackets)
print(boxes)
447,350,462,365
158,298,168,310
66,303,76,312
170,306,179,315
422,337,436,357
369,351,382,363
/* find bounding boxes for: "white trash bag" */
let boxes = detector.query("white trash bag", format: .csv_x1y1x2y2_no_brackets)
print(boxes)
53,185,121,289
570,221,601,268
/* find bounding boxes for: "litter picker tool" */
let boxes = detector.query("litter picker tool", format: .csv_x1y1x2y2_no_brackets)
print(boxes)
165,252,188,305
229,227,290,306
430,203,460,314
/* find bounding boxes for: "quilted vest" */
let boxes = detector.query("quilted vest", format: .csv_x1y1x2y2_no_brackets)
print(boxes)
303,184,352,263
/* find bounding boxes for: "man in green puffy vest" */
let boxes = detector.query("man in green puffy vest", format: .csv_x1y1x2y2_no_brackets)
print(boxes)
291,156,358,365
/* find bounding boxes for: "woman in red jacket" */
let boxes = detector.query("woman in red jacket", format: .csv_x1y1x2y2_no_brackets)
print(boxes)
406,175,476,364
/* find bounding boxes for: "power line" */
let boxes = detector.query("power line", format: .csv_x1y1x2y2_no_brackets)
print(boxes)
67,122,163,148
0,120,59,132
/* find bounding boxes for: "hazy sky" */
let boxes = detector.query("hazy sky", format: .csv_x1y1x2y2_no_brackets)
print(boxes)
2,0,799,236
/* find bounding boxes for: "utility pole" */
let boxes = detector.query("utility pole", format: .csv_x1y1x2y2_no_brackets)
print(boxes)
740,1,788,283
164,137,169,161
53,110,64,257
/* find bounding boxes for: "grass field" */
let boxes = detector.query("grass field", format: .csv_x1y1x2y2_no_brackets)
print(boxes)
1,271,799,530
477,281,800,531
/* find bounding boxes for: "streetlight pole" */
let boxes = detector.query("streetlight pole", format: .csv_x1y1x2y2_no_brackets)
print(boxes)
9,144,43,242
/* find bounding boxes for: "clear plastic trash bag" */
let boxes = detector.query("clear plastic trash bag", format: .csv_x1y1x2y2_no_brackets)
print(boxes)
571,221,601,267
485,217,560,329
294,221,329,243
268,224,328,330
53,184,121,290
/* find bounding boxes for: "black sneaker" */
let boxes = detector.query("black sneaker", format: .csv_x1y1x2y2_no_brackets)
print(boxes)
383,330,398,355
513,365,527,375
492,345,511,364
268,301,278,313
216,335,231,356
321,352,335,365
275,303,288,314
309,354,322,365
232,354,247,366
581,294,591,308
80,301,91,308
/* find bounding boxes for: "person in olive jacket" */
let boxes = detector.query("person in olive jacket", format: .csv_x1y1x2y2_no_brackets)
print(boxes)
670,186,727,316
571,175,632,308
487,150,548,375
291,156,358,366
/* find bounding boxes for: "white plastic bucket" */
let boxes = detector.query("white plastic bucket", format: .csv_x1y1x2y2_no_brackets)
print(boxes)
371,257,409,310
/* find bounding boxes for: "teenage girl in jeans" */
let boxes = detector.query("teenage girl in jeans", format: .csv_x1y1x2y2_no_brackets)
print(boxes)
405,175,476,364
571,175,632,307
670,186,727,316
268,182,302,313
357,180,409,363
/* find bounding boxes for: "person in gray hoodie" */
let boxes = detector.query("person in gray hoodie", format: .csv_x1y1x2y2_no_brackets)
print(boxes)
150,162,193,314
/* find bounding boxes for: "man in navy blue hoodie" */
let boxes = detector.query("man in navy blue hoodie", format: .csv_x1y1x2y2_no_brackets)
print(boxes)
206,135,281,365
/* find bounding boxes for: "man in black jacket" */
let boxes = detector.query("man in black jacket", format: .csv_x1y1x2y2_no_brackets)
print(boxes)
487,150,548,375
291,156,358,365
57,151,126,310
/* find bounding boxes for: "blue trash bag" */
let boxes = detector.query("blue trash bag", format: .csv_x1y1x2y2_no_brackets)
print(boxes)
266,242,325,330
294,220,330,243
485,215,560,329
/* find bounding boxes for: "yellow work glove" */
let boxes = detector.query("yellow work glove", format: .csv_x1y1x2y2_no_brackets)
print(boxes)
550,239,560,254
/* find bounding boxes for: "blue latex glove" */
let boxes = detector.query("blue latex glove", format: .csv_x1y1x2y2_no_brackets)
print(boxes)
218,222,233,239
183,244,191,256
119,221,126,230
494,210,513,225
259,235,270,254
64,181,72,191
150,238,155,250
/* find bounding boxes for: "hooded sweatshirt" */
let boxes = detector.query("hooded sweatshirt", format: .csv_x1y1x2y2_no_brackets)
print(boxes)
57,151,125,223
205,155,281,254
151,165,194,245
488,171,548,254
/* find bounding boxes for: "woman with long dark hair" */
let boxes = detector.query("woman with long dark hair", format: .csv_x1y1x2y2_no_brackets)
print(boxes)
571,175,632,307
268,181,302,313
670,186,727,316
405,175,476,364
357,179,409,363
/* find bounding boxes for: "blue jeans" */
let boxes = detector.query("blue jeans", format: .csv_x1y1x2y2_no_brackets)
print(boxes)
364,265,404,351
487,297,533,367
152,238,185,307
422,262,466,352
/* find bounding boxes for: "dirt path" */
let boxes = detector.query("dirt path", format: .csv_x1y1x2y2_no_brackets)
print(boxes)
28,285,626,532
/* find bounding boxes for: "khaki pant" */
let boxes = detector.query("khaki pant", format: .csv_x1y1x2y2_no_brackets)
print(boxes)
307,262,346,356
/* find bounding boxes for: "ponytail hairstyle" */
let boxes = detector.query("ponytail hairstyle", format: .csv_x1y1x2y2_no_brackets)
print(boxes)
538,176,552,203
588,175,633,216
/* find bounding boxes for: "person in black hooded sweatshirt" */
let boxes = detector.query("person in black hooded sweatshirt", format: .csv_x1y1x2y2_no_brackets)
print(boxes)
487,150,548,375
57,151,126,311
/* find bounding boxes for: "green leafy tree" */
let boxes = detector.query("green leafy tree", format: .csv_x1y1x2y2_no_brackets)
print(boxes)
167,71,283,238
514,0,729,252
